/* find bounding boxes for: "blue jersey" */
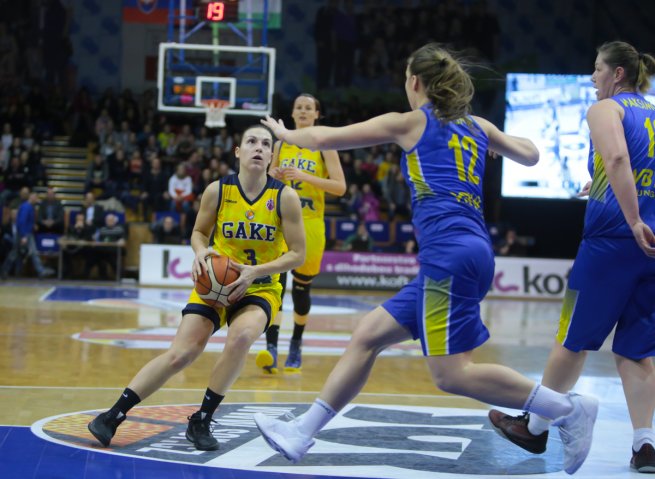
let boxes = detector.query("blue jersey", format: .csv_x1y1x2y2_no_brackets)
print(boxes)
401,104,490,266
584,92,655,238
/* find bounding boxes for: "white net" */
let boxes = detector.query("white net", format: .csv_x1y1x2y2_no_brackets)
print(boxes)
204,100,228,128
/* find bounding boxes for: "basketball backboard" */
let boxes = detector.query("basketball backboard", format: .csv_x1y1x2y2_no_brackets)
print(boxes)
157,42,276,117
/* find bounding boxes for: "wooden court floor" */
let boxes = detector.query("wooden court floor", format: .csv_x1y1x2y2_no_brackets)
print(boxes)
0,280,644,479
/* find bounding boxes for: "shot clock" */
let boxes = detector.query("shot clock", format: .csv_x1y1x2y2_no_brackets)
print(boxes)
202,0,239,22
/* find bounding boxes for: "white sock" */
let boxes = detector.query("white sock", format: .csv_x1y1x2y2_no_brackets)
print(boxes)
296,398,337,437
527,413,552,435
634,428,655,451
523,384,573,420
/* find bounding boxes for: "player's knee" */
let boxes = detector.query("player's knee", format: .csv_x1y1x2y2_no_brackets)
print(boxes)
291,279,311,316
167,347,201,371
430,369,464,395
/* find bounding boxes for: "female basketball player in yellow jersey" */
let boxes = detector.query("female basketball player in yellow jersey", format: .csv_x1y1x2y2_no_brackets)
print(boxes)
256,93,346,374
88,125,306,452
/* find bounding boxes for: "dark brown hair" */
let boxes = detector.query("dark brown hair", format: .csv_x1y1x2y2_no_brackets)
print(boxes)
598,41,655,94
407,43,474,123
295,93,322,124
240,125,273,146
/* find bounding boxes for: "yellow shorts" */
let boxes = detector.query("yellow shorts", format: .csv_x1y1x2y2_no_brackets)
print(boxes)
183,281,282,333
293,217,326,279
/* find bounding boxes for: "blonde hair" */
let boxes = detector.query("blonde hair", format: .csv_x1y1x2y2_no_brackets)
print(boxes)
598,41,655,94
407,43,474,123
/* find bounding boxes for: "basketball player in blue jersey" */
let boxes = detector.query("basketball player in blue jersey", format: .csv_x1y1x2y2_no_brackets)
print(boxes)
254,43,599,475
490,41,655,473
87,125,306,451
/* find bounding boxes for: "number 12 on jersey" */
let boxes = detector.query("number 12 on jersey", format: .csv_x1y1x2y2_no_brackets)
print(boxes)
448,133,480,185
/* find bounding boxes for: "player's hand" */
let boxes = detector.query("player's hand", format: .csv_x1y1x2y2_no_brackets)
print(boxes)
224,262,257,303
268,166,283,179
191,248,217,282
631,221,655,258
279,166,308,182
577,181,592,197
487,149,501,159
261,116,289,141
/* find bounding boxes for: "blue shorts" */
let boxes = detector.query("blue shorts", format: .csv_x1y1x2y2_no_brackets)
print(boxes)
557,237,655,359
383,235,494,356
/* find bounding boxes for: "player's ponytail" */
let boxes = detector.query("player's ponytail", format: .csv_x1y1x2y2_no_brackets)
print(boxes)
636,52,655,94
407,43,474,123
597,41,655,94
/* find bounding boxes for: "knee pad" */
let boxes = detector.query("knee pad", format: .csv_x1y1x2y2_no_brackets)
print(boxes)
291,279,312,316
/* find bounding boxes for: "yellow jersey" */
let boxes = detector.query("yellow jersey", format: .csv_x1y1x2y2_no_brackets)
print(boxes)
210,174,286,284
278,142,328,220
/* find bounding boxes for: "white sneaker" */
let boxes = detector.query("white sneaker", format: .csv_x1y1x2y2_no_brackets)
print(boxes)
254,412,315,463
552,392,599,474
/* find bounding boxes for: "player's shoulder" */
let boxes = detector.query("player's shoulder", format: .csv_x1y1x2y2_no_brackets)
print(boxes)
266,175,286,191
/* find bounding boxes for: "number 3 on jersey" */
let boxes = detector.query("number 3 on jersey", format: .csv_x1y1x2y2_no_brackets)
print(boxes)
244,249,257,265
448,133,480,184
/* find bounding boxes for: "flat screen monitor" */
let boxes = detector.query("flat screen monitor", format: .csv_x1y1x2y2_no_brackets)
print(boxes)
501,73,655,199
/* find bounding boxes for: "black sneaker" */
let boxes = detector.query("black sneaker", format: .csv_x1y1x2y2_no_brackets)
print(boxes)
488,410,548,454
631,443,655,473
88,411,125,447
186,411,219,451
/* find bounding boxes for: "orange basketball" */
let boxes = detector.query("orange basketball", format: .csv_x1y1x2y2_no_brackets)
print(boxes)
194,255,240,307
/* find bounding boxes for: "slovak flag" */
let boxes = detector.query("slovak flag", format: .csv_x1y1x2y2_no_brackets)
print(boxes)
137,0,157,14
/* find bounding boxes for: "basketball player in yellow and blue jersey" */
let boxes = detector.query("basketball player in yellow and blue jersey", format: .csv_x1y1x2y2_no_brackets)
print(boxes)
256,93,346,374
255,43,599,474
490,41,655,472
88,125,305,451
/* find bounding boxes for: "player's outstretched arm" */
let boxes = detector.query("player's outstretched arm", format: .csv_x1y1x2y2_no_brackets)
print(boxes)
261,110,425,152
472,115,539,167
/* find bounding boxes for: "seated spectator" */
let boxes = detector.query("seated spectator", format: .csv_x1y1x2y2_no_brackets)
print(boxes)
85,213,126,280
83,191,106,232
341,222,373,252
195,126,212,157
67,212,94,240
0,208,17,265
1,156,29,207
385,167,411,220
121,150,145,214
494,227,530,257
141,157,171,221
404,237,418,254
85,153,109,197
61,212,94,279
176,124,195,158
1,123,13,152
169,163,194,213
183,198,201,240
340,183,361,219
95,108,114,143
151,215,183,245
214,127,233,153
358,183,380,221
37,187,64,234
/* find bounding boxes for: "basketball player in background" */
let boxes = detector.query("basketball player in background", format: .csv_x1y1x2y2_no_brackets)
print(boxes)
490,41,655,473
88,125,305,451
255,43,599,475
256,93,346,374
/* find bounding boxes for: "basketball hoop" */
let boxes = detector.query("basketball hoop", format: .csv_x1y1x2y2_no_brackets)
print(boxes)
202,99,230,128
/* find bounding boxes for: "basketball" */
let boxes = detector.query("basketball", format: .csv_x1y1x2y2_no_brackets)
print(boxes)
194,255,240,308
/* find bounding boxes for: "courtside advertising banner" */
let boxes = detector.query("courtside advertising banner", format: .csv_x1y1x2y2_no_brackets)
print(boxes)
139,245,573,299
140,244,195,286
312,252,573,299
